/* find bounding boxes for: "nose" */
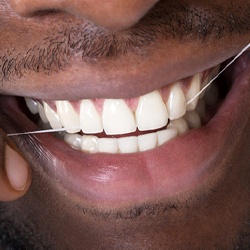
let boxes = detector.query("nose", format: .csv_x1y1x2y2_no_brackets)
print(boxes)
9,0,159,30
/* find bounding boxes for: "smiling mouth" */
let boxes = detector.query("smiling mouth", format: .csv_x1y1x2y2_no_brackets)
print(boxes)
24,66,221,154
0,48,249,206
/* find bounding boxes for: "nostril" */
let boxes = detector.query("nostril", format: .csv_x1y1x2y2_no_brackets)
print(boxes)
9,0,160,31
9,0,61,17
25,9,62,19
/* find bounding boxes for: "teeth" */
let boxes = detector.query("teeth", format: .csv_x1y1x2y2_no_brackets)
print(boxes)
65,129,179,153
166,83,186,120
102,99,136,135
157,128,177,146
98,138,118,153
56,101,81,133
29,65,221,154
44,102,62,129
186,73,201,111
38,102,49,123
168,118,189,135
185,111,201,129
81,135,98,153
25,98,39,114
117,136,138,153
136,90,168,131
80,100,103,134
64,134,82,149
138,133,157,152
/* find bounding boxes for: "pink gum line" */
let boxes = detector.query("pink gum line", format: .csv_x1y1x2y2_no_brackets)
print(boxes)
44,67,215,114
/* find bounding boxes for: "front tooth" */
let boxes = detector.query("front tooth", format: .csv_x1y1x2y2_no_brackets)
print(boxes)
102,99,136,135
185,111,201,129
25,97,39,114
136,90,168,131
186,73,201,111
56,101,81,133
166,83,186,120
38,103,49,123
64,134,82,149
98,138,118,153
168,118,189,135
157,128,177,146
44,102,62,129
81,135,98,153
80,100,103,134
118,136,138,153
138,133,157,152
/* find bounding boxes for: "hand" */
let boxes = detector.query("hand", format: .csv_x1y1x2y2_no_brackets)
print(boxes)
0,129,31,201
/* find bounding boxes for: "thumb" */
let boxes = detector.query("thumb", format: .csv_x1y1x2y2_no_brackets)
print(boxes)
0,129,31,201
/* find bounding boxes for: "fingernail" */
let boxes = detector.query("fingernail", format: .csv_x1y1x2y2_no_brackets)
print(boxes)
5,143,29,191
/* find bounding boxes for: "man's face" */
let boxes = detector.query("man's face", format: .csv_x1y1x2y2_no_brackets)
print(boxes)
0,0,249,248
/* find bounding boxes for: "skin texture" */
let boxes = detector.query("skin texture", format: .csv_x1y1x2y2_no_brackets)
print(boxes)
9,0,159,30
0,0,250,249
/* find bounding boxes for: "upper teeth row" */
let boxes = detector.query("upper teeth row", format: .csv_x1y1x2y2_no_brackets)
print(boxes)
25,69,218,136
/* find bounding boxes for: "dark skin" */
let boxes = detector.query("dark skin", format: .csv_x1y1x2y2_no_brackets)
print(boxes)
0,0,250,248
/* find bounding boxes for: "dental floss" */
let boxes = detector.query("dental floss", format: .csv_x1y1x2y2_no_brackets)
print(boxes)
7,127,77,136
187,42,250,105
7,43,250,137
0,128,27,158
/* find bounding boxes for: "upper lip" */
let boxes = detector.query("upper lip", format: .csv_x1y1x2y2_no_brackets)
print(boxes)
1,28,249,100
1,0,250,100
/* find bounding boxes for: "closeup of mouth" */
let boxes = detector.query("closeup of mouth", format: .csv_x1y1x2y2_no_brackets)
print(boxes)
0,49,249,207
24,65,220,154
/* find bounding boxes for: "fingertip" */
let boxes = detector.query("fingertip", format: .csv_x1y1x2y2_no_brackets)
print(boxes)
5,144,30,191
0,137,31,202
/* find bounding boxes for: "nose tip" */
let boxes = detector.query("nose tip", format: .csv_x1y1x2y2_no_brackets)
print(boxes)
9,0,159,30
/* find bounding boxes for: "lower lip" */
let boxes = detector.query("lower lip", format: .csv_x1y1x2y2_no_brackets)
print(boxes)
1,55,250,207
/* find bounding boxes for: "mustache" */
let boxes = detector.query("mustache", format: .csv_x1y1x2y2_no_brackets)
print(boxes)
0,2,249,82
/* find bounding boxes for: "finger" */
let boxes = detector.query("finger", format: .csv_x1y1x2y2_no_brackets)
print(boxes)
0,129,31,202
